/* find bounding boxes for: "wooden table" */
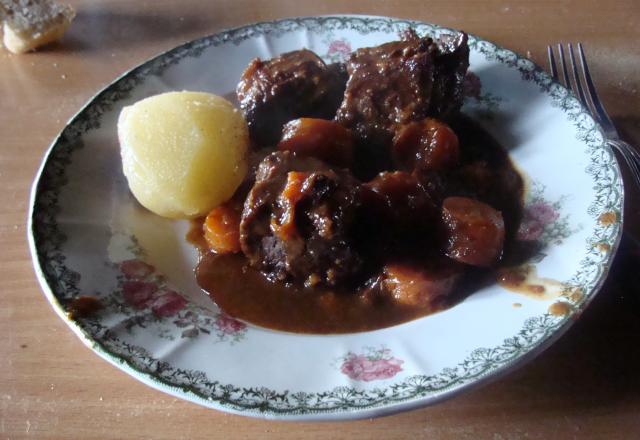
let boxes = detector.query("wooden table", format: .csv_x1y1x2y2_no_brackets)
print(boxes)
2,1,639,438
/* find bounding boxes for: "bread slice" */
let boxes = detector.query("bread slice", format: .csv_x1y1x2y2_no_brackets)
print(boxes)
0,1,8,49
1,0,75,54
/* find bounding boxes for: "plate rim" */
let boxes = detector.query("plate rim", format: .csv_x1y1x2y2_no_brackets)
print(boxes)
27,14,624,420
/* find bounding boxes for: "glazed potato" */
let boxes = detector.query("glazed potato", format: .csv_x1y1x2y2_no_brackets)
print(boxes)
118,91,249,218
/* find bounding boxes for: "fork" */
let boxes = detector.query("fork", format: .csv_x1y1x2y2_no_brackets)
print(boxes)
547,43,640,189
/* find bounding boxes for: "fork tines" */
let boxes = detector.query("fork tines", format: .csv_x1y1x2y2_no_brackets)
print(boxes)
547,43,615,132
549,43,640,188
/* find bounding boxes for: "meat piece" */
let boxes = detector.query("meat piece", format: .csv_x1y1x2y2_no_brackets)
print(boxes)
442,196,505,266
363,171,437,228
240,151,362,286
326,62,349,88
236,50,347,146
429,32,470,118
359,171,438,253
278,118,354,168
335,34,438,145
335,30,469,145
381,260,462,308
255,149,330,182
240,152,329,259
392,118,460,173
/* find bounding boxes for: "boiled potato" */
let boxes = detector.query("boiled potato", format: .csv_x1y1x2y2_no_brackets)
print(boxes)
118,91,248,218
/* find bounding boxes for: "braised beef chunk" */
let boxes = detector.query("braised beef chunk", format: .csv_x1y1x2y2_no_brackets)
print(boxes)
359,171,438,254
239,152,329,263
240,151,362,287
429,32,470,119
327,62,349,87
236,50,347,147
335,31,469,144
253,149,329,183
335,34,438,145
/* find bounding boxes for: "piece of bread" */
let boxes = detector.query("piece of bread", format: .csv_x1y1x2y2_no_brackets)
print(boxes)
0,1,7,49
1,0,75,54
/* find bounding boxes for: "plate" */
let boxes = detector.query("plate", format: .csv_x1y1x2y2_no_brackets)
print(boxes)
28,15,623,420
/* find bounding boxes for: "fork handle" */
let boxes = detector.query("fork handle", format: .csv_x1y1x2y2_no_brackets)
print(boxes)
608,139,640,190
606,139,640,249
609,139,640,158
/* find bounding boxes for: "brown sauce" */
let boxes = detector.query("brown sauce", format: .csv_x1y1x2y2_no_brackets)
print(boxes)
195,116,526,334
497,264,564,300
196,253,443,333
67,295,103,319
186,218,208,250
548,301,572,316
566,287,585,303
598,211,617,226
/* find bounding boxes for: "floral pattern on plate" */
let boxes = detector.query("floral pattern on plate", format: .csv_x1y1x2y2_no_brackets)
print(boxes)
323,37,352,63
104,236,248,343
518,182,575,246
339,346,404,382
516,182,579,263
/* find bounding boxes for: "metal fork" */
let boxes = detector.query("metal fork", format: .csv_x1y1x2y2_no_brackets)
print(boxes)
547,43,640,189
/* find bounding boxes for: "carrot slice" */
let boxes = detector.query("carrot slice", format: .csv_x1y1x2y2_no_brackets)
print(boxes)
272,171,308,240
203,204,241,254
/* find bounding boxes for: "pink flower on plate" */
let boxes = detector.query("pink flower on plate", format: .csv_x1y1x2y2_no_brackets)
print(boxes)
517,200,560,241
517,220,544,241
340,351,404,382
327,39,352,59
150,290,187,317
120,259,155,280
463,71,482,99
526,201,559,224
122,281,157,309
215,313,247,335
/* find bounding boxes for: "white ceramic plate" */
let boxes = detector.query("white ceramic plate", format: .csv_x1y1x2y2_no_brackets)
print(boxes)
28,15,623,420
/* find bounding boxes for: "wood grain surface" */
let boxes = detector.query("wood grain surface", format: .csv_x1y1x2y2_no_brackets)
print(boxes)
1,1,639,438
